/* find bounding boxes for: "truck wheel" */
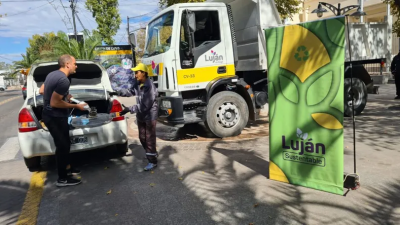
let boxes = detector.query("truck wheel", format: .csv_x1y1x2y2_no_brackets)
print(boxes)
344,78,367,117
205,91,249,137
24,156,41,172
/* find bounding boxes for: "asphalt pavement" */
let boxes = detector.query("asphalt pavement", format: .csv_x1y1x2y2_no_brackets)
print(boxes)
1,85,400,224
0,89,31,225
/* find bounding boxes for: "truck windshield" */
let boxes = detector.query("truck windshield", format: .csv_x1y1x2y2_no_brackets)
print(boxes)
143,11,174,58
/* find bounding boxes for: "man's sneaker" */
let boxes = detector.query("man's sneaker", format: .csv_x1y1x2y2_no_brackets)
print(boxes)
56,177,82,187
67,168,81,176
144,163,157,171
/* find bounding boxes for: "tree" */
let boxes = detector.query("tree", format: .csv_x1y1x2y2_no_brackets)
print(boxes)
383,0,400,35
26,32,60,62
14,51,38,69
134,26,147,63
85,0,121,45
54,30,102,60
158,0,300,20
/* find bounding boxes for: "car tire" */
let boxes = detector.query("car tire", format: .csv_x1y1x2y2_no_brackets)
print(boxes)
24,156,41,172
344,78,367,117
116,142,128,156
205,91,249,138
0,88,4,91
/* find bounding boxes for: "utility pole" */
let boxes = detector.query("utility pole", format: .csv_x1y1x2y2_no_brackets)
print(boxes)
70,0,78,41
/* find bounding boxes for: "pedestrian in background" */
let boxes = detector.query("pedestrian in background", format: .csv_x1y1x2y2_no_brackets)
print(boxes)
391,51,400,99
119,63,159,171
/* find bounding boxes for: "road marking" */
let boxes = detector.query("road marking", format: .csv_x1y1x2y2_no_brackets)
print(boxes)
0,137,20,162
0,96,20,106
17,171,47,225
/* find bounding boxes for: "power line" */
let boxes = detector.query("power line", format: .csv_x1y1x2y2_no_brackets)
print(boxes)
0,2,51,18
1,0,48,2
128,10,158,20
59,0,73,28
0,55,17,62
75,13,86,31
47,0,71,32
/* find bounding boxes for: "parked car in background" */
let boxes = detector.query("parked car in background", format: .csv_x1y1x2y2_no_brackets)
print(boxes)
18,60,128,171
0,76,6,91
22,82,27,99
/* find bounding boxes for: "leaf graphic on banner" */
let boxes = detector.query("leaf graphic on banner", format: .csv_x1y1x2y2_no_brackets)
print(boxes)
296,128,308,140
312,113,343,129
307,72,332,106
279,75,299,103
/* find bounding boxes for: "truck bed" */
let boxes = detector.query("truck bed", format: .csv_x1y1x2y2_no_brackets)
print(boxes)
210,0,282,72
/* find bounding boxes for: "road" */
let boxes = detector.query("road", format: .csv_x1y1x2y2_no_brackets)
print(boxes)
1,85,400,224
0,89,31,225
0,90,23,148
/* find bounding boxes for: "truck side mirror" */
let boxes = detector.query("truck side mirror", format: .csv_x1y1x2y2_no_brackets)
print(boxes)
186,11,196,33
129,33,136,48
185,10,196,58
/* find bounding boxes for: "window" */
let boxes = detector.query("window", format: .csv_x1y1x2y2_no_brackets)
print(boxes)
143,11,174,58
180,10,221,68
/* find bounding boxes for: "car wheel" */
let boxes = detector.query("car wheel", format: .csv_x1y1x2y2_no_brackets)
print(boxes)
0,88,4,91
116,142,128,156
205,91,249,138
24,156,41,172
344,78,367,117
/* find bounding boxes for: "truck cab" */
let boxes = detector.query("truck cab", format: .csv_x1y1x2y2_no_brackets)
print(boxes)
141,3,237,134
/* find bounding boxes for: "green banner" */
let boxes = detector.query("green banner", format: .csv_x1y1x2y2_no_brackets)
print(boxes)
266,17,345,195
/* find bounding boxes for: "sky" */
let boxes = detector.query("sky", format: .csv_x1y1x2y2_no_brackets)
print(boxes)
0,0,160,64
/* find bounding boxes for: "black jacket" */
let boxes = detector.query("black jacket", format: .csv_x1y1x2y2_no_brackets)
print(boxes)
391,54,400,77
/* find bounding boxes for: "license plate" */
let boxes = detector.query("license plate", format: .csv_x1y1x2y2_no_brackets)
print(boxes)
70,136,88,145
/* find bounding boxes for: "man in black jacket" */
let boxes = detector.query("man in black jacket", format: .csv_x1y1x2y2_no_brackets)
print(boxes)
391,52,400,99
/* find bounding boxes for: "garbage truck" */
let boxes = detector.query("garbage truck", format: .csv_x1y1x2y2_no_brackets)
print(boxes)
130,0,390,137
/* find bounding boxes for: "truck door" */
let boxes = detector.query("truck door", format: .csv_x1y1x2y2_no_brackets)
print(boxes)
176,7,234,91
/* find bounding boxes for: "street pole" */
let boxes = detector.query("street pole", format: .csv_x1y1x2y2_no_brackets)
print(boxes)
70,0,78,41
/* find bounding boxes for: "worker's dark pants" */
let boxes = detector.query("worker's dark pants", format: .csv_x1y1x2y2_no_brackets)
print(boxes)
42,114,70,179
137,120,158,164
396,77,400,96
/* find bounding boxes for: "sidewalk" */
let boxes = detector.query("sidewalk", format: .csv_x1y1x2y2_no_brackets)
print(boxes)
118,96,270,142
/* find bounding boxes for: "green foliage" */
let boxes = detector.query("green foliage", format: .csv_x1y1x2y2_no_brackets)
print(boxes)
158,0,300,20
275,0,301,20
27,32,60,62
383,0,400,35
13,30,102,70
54,30,102,60
14,51,38,69
85,0,121,45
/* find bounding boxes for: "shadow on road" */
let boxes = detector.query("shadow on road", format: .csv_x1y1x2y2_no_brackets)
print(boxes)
0,180,30,225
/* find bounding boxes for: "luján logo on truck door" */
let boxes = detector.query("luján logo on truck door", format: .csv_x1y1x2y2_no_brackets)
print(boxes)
205,50,223,63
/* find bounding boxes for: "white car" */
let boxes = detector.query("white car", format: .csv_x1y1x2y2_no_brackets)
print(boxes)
18,60,128,171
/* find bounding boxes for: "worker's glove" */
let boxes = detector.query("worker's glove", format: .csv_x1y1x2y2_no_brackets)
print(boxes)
120,104,130,116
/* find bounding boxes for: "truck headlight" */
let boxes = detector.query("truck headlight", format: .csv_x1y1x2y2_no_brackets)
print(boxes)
161,100,171,109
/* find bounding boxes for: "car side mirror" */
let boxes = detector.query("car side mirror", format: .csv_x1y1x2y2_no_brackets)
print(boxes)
129,33,136,48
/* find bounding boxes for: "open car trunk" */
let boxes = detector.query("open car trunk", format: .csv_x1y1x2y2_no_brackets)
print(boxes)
31,98,113,130
26,60,116,130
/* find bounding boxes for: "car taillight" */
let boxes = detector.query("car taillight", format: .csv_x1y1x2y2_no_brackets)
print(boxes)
22,87,27,91
18,108,38,132
110,99,124,121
